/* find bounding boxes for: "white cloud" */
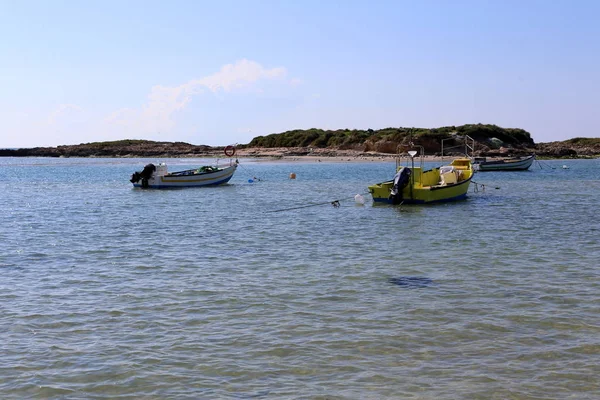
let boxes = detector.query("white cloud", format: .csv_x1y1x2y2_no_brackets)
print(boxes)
47,103,83,125
2,59,298,147
106,59,289,136
190,59,286,93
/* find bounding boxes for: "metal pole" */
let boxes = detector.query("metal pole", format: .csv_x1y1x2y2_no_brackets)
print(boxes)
410,155,414,200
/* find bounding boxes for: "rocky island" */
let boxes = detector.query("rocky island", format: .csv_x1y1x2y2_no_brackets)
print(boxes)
2,124,599,159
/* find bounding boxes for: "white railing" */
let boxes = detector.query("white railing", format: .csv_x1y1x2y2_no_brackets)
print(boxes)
441,135,475,161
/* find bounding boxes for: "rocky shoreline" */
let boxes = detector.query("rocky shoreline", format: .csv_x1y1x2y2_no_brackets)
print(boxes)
1,139,599,160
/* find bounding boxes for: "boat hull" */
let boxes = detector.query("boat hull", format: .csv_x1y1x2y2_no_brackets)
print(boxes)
369,177,472,204
132,164,237,188
475,155,535,171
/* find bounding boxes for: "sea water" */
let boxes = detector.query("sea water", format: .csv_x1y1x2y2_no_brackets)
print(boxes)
1,157,599,399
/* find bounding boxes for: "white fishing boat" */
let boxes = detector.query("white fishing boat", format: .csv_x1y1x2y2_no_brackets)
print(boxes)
472,154,535,171
130,161,238,188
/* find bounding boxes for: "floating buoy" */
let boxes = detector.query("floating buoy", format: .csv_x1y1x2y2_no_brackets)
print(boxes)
562,165,569,169
289,172,296,179
354,194,365,205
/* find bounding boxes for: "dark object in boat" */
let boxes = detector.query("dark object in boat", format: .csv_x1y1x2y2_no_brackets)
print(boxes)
389,167,411,205
130,163,156,184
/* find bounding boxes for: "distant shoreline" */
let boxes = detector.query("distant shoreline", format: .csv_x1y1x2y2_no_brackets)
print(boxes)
0,146,532,162
3,124,600,159
1,143,598,160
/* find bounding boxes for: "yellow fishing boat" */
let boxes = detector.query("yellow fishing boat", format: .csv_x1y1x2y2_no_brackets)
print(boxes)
368,147,473,204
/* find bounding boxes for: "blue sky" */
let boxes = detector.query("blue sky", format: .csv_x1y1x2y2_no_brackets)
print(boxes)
1,0,599,148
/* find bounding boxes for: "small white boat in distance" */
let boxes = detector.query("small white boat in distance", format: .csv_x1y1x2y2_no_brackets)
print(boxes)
130,161,238,188
473,154,535,171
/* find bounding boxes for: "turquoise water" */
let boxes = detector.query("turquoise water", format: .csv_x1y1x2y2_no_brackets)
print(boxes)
1,157,599,399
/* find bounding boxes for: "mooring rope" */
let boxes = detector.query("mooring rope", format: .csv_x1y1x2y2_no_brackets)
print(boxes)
471,180,500,192
266,193,370,213
536,160,555,169
235,160,263,181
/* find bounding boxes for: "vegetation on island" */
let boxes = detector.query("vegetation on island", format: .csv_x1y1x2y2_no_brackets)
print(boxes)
248,124,534,150
246,124,536,156
246,124,599,158
560,137,600,146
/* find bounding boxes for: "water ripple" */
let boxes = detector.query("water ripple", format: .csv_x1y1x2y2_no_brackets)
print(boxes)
1,158,599,398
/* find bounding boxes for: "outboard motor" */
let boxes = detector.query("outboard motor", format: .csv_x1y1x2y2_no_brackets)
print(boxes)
389,167,411,204
130,163,156,188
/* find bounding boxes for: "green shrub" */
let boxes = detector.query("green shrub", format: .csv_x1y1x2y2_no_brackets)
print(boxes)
246,124,534,149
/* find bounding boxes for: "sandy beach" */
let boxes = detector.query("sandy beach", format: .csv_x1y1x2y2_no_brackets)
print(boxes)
232,147,450,163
